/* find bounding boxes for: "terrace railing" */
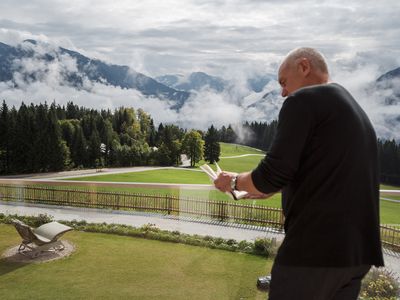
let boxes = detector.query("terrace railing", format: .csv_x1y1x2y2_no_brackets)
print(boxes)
0,182,284,231
0,180,399,251
381,225,400,252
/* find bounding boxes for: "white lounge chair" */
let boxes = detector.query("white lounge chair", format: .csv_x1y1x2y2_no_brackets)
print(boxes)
12,219,72,258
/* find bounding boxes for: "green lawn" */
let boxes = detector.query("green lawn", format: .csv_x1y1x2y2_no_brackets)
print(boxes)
219,142,265,156
217,155,263,173
0,224,271,300
62,167,398,225
20,142,400,225
380,184,400,190
66,169,211,184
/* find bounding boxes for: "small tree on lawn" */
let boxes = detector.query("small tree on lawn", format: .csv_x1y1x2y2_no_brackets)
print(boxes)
182,130,204,167
204,125,220,164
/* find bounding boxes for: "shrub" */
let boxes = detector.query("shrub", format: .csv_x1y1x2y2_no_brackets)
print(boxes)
1,213,275,258
360,267,400,300
0,213,54,227
254,238,277,257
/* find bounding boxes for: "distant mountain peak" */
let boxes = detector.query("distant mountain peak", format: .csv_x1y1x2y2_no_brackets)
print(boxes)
376,67,400,82
22,39,38,45
0,40,190,109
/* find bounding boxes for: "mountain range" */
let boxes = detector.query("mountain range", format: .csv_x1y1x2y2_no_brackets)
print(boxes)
0,39,399,121
0,40,190,109
0,40,279,109
155,72,275,94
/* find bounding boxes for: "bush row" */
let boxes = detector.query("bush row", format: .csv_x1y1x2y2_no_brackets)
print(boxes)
0,213,278,258
360,267,400,300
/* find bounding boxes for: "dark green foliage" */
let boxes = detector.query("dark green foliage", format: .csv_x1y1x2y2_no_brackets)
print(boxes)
71,125,88,167
47,104,66,171
0,101,162,173
204,125,220,164
378,138,400,185
240,120,278,151
219,125,237,143
0,101,11,173
0,213,53,227
253,238,277,257
154,124,184,166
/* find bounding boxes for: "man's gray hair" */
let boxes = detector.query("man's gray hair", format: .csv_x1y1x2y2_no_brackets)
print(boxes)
285,47,329,74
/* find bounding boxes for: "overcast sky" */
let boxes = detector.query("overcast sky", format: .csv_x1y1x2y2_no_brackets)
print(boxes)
1,0,400,78
0,0,400,139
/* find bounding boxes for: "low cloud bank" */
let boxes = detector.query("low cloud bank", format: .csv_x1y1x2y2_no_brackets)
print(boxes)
0,40,399,142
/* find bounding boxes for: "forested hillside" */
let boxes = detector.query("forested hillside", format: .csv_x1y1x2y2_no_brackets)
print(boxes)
0,100,399,186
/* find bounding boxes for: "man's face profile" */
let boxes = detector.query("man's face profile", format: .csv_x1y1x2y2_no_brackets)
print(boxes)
278,57,313,97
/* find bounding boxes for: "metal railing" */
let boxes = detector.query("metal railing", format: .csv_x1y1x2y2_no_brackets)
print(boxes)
0,179,399,251
0,183,284,230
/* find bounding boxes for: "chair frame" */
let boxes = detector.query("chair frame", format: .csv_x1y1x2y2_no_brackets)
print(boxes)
12,219,72,258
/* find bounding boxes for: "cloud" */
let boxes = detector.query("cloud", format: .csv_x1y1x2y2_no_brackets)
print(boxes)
0,0,400,140
1,0,400,77
1,40,400,142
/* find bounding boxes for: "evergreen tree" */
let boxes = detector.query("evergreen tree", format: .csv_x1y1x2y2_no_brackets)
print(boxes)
7,107,17,173
66,101,78,119
99,119,114,165
34,103,49,171
87,125,102,167
13,103,35,172
47,105,66,171
204,125,220,164
155,123,164,146
72,125,88,167
225,125,237,143
0,101,9,173
148,119,157,147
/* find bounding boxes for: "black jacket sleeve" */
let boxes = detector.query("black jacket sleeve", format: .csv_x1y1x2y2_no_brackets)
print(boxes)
251,95,314,194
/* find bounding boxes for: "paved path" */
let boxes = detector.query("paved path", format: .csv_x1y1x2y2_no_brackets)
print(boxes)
1,201,399,281
0,201,282,242
380,197,400,203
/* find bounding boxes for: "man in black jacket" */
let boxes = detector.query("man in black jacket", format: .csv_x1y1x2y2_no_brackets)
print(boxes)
214,48,384,299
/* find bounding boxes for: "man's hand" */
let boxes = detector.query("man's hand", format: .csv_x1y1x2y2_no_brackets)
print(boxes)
214,171,238,193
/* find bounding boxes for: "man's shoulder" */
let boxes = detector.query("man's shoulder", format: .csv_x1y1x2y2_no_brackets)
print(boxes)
286,83,350,110
293,83,345,98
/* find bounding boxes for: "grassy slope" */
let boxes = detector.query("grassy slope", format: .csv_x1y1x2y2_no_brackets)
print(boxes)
57,143,400,224
218,143,265,156
67,169,211,184
380,184,400,190
0,224,270,300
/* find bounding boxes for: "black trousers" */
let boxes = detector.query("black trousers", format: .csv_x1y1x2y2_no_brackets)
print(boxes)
268,262,371,300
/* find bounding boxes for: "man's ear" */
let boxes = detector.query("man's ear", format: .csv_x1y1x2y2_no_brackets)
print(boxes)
298,58,311,77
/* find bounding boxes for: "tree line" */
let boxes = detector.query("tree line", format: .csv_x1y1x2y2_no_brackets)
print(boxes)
235,121,400,186
0,100,399,186
0,101,220,174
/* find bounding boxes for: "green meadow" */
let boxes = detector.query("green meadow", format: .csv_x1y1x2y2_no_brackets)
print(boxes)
0,224,271,300
54,142,400,224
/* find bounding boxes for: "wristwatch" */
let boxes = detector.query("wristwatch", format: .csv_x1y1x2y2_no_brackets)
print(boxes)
230,175,238,190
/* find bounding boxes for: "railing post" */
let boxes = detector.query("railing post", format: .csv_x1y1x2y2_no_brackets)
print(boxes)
167,194,171,215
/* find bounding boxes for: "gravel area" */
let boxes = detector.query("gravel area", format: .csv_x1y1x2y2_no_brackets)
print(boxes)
2,240,75,264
